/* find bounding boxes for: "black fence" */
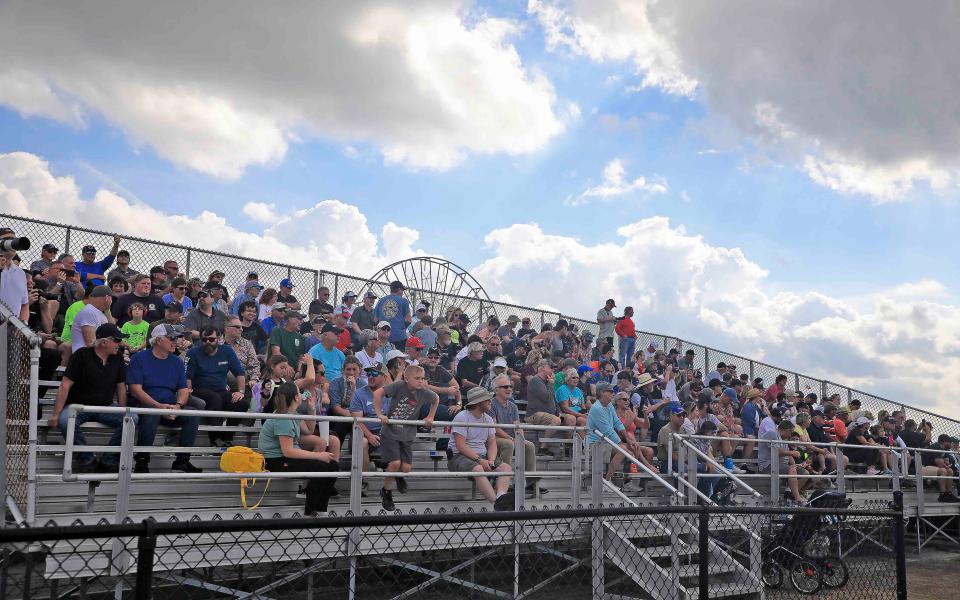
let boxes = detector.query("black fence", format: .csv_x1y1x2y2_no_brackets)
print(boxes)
0,499,906,600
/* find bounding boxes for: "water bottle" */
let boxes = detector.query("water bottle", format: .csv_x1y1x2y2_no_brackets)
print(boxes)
724,457,735,471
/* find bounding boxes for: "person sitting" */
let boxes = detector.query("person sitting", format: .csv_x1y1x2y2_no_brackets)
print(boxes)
921,434,960,503
585,383,629,483
231,279,264,315
448,387,515,511
759,419,810,504
297,360,342,462
186,327,248,447
268,309,307,365
373,365,439,511
309,323,347,380
127,324,201,473
120,302,149,352
555,367,588,428
257,382,338,516
48,323,133,473
614,391,658,483
236,300,268,354
162,277,193,313
112,274,164,327
845,416,893,475
488,374,540,496
183,288,226,340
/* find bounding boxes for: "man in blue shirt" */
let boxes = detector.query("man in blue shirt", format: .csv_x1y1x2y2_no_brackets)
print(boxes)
374,280,411,350
127,323,201,473
231,279,264,315
186,326,248,446
309,323,346,380
74,235,121,285
350,363,386,474
586,383,628,481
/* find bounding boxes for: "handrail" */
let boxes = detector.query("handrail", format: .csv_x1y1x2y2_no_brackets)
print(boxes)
590,430,684,499
677,438,762,499
680,432,956,456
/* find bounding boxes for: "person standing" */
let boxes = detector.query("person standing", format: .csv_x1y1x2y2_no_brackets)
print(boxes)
614,306,636,367
75,236,121,285
596,298,617,351
0,227,29,320
374,281,411,350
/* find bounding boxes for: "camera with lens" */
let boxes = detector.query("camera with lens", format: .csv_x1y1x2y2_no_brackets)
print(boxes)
0,237,30,252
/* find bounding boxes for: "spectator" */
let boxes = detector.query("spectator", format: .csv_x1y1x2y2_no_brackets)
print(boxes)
75,236,121,285
573,331,594,363
260,298,287,336
374,321,396,364
259,292,281,327
268,309,307,365
337,290,358,321
765,374,788,404
350,291,377,333
185,277,203,306
422,346,460,408
148,266,167,295
128,324,201,474
586,382,633,483
321,355,362,445
224,315,260,387
456,341,488,393
161,277,193,313
165,260,183,282
231,279,263,315
596,298,617,350
656,403,687,468
415,315,437,349
233,271,259,298
29,243,59,273
920,434,960,502
258,381,338,516
758,407,783,439
120,302,149,352
48,323,132,473
307,286,334,322
236,300,268,353
350,363,387,475
476,315,500,342
845,416,893,475
304,316,326,352
105,249,138,282
614,306,636,365
0,227,29,320
71,285,114,353
372,364,439,510
147,301,183,337
523,359,573,454
740,387,765,462
759,419,810,504
404,335,425,365
108,276,128,296
614,391,658,478
276,278,301,311
448,387,515,511
309,323,346,380
330,308,353,350
258,354,315,414
113,274,165,326
204,282,230,314
516,317,536,340
182,288,226,340
488,373,539,495
374,280,411,350
187,326,248,446
556,367,589,427
355,329,382,369
298,360,342,461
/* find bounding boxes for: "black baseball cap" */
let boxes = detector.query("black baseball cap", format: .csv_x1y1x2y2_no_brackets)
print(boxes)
42,243,59,252
81,245,96,253
165,301,183,313
95,323,128,340
321,323,342,334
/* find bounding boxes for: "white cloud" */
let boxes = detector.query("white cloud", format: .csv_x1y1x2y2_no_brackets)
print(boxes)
241,202,278,223
473,218,960,419
571,158,667,204
0,152,421,276
531,1,960,201
0,1,566,177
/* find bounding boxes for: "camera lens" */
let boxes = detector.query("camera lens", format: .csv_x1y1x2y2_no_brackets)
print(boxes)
0,237,30,252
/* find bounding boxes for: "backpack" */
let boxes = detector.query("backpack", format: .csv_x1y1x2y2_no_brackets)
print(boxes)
711,476,738,506
220,446,271,510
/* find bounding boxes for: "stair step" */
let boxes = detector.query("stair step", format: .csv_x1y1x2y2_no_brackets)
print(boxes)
685,582,759,598
676,562,737,578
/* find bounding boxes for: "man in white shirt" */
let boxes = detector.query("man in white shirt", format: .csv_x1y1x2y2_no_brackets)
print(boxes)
0,228,29,320
71,286,114,352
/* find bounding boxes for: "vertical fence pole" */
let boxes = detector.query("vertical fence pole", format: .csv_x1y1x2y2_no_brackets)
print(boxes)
333,274,340,306
571,434,582,507
64,226,71,254
892,491,907,600
0,318,7,523
698,509,709,600
184,248,192,279
135,520,156,600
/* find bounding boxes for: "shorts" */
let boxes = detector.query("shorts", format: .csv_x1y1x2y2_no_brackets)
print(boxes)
763,460,802,475
921,465,943,477
379,434,413,465
448,453,505,472
525,412,559,426
741,426,757,438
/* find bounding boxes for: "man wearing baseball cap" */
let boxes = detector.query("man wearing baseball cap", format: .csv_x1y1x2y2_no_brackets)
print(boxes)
268,309,307,366
374,281,411,350
75,235,121,285
48,323,130,473
29,243,59,273
128,323,201,473
277,278,301,311
596,298,617,350
230,279,264,316
404,335,425,365
308,322,346,380
349,291,378,334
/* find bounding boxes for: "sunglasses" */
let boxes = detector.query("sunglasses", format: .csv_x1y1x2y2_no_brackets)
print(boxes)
497,385,513,390
365,370,382,377
203,336,218,342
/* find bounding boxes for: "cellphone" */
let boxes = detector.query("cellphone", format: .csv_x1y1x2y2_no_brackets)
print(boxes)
65,269,75,277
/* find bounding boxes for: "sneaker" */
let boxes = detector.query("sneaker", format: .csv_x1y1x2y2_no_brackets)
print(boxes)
296,485,306,499
494,492,515,512
133,460,150,474
938,493,960,503
396,477,408,494
730,466,747,475
171,460,202,473
380,488,395,511
539,447,555,457
866,466,880,476
621,480,646,493
882,469,893,476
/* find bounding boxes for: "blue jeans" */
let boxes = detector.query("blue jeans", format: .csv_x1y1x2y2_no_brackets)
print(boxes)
134,401,199,463
696,462,715,499
58,408,136,466
619,337,636,366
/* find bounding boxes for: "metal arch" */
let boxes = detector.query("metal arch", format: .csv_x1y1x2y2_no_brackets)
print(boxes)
365,257,492,321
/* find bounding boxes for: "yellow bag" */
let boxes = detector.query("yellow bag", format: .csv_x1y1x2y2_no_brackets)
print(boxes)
219,446,271,510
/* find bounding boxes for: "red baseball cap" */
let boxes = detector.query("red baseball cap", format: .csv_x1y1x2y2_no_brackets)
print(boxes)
406,337,426,349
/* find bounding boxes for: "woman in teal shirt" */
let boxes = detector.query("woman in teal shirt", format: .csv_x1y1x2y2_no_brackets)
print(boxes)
258,382,339,516
555,368,588,428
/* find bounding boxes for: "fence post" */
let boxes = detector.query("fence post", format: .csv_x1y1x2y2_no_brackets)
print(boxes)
703,348,709,375
698,509,709,600
184,248,192,279
135,519,156,600
0,318,7,523
64,226,71,254
892,491,907,600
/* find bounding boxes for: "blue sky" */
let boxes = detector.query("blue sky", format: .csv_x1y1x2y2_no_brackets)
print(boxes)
1,1,958,417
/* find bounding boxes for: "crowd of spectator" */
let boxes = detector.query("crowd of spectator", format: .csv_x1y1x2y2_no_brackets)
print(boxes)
3,226,959,514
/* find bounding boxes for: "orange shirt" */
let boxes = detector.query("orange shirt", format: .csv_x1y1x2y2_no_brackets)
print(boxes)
615,316,635,338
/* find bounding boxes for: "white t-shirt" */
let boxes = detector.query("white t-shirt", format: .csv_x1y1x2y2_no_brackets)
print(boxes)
71,304,108,352
258,303,272,322
355,348,380,369
450,410,495,456
0,265,28,317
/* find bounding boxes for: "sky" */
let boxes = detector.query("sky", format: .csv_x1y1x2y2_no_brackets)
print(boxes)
0,1,958,419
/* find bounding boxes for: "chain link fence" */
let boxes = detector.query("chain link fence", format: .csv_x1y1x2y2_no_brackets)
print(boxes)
0,302,40,526
0,503,903,600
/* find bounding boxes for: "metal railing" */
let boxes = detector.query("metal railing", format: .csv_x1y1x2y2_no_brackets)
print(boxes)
0,302,40,527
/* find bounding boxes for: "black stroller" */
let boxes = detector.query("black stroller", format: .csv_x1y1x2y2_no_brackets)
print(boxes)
761,491,852,594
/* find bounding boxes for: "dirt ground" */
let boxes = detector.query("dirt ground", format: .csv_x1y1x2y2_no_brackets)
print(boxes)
905,546,960,599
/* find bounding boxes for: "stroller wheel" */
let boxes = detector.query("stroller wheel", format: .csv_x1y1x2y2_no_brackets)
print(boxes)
761,559,783,589
819,555,849,588
788,558,822,595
